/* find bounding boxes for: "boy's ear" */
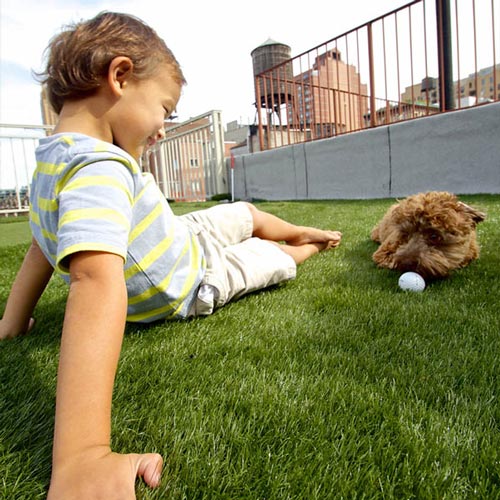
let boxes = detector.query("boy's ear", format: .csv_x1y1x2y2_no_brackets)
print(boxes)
108,56,134,96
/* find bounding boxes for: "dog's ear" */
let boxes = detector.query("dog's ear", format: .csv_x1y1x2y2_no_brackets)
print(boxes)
457,202,486,224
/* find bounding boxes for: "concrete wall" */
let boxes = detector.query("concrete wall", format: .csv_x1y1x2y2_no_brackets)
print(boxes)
230,102,500,200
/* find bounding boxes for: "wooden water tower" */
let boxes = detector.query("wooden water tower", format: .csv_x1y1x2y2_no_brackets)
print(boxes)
251,38,293,111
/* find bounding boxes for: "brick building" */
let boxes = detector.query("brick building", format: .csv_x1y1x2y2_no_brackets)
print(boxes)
290,49,368,137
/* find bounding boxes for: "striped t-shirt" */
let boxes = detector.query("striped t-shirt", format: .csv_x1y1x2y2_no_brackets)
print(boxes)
30,133,205,321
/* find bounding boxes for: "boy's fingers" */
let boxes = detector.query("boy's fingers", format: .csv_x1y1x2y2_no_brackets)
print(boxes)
131,453,163,488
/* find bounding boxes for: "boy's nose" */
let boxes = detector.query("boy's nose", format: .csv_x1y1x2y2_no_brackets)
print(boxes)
156,128,166,141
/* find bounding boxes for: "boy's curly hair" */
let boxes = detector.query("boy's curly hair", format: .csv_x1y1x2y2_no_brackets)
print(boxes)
36,12,186,114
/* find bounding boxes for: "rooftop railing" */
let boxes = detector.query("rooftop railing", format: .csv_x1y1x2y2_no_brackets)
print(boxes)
0,124,51,217
254,0,499,150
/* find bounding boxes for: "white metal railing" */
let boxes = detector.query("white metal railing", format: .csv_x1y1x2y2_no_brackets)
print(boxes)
0,124,51,216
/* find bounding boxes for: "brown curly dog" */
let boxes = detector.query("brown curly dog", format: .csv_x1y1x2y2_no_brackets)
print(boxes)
371,191,486,279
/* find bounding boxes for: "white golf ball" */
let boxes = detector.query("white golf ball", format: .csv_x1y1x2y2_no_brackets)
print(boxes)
398,272,426,292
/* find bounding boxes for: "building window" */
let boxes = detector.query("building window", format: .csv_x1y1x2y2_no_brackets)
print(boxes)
190,158,199,167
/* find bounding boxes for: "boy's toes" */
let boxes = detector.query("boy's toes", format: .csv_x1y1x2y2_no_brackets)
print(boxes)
326,240,340,250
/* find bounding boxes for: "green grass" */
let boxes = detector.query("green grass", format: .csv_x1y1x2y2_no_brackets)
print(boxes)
0,216,31,247
1,196,499,499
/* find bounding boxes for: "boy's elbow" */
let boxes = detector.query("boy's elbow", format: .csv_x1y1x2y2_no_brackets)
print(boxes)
68,251,125,284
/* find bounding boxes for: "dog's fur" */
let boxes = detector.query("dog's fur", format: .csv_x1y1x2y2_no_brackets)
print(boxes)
371,191,486,279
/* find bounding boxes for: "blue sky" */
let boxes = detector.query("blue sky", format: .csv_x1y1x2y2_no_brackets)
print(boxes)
1,0,413,126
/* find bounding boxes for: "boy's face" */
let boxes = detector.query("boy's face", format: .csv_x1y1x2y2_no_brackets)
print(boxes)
112,65,181,160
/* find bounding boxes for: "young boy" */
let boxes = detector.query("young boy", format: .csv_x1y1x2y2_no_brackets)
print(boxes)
0,12,342,499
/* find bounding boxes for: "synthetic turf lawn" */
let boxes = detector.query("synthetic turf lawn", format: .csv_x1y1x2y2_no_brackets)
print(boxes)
1,196,499,499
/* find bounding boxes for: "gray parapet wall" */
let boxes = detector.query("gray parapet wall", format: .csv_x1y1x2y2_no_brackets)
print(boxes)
230,101,500,200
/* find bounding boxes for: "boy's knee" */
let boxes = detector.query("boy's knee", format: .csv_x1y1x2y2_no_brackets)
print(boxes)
242,202,261,226
241,201,255,212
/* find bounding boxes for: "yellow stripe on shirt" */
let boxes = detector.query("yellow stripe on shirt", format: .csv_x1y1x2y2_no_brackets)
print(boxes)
128,202,163,244
64,175,133,205
59,207,131,232
124,223,175,281
29,206,40,226
170,233,203,314
37,197,58,212
127,236,190,304
41,227,57,243
35,161,66,176
93,142,140,174
59,135,76,146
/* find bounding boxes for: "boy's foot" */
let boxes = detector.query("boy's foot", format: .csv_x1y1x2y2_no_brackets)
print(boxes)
286,227,342,248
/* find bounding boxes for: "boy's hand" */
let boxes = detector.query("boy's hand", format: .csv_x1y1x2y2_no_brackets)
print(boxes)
0,317,35,340
48,447,163,500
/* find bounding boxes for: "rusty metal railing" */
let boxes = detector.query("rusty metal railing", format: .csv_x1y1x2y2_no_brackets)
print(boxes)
254,0,499,151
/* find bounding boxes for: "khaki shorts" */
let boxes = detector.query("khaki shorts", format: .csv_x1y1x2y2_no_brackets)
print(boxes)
179,202,296,315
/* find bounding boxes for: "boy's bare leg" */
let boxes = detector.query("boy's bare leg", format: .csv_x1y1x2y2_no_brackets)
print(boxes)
246,202,342,248
270,241,336,265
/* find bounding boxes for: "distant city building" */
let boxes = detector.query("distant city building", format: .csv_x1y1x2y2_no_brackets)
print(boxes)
457,64,500,102
290,49,368,137
225,120,249,146
141,111,227,202
363,101,439,128
401,77,440,107
143,115,213,201
401,64,500,107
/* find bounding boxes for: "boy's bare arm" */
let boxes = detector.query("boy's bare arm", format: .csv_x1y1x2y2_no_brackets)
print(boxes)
0,238,53,339
48,251,162,499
